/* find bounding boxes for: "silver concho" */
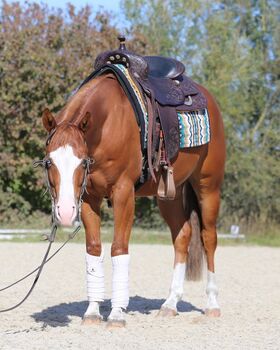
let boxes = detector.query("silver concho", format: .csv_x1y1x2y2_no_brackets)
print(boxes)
184,96,193,106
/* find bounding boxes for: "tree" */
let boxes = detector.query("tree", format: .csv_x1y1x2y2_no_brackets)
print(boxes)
0,1,141,224
122,0,280,227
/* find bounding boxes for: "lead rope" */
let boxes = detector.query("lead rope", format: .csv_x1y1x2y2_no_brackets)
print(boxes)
0,224,56,313
0,158,90,313
0,224,81,313
0,156,92,312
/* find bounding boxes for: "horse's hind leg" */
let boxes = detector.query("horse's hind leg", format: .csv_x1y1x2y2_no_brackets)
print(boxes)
197,189,221,317
157,186,191,316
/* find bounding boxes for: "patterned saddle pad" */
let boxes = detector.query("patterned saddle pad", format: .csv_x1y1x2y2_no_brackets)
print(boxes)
79,64,211,153
114,64,211,149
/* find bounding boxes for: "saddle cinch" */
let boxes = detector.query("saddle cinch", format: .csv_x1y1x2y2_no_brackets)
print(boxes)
93,36,207,200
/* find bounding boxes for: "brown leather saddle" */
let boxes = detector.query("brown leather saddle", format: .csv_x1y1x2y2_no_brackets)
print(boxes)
94,36,207,200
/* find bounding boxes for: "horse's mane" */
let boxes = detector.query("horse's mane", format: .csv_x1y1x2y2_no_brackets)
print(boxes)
49,74,122,154
57,74,118,126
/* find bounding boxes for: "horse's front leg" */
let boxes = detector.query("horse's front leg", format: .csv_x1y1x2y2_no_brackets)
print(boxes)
107,179,135,328
81,195,104,325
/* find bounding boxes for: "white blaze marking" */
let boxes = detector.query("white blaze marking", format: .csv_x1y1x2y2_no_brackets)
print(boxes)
50,145,81,217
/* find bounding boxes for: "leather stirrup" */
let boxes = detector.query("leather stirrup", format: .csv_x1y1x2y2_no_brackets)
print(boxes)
157,165,176,200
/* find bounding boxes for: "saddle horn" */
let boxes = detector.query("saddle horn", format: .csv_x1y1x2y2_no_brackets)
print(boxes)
118,35,126,50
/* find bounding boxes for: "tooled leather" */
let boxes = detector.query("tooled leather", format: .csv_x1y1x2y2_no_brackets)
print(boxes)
93,45,207,164
157,105,180,161
175,92,207,112
94,50,149,79
94,47,207,110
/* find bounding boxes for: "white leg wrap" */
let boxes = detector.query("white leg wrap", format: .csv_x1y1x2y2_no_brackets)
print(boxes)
162,263,186,310
111,254,130,309
86,249,105,302
206,270,219,309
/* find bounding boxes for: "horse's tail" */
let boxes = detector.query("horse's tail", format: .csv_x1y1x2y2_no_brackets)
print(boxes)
183,181,205,281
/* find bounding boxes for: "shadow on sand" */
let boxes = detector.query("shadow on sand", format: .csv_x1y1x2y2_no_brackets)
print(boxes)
31,295,204,328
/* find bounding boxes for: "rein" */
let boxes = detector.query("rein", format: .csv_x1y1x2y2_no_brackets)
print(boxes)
0,153,93,313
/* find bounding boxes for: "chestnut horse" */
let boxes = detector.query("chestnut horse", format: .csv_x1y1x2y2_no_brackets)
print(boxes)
41,72,225,327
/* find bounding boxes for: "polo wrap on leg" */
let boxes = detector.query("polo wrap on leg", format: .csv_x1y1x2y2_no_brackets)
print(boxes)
86,250,105,302
111,254,130,309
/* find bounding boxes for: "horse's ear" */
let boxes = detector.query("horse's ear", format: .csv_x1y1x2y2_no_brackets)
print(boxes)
42,108,56,132
79,112,90,133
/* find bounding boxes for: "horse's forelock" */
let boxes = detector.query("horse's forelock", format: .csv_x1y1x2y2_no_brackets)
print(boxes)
48,123,86,157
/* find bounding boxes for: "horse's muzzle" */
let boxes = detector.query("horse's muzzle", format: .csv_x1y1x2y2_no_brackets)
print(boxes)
54,202,78,227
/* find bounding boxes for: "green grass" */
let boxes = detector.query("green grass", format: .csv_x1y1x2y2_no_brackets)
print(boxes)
45,226,172,245
245,233,280,247
1,225,280,247
0,226,172,245
52,226,172,245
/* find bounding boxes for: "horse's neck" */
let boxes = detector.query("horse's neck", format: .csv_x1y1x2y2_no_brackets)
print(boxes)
57,77,107,125
57,75,134,147
81,75,131,126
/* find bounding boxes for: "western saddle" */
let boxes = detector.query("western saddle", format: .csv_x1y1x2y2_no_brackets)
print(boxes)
93,36,207,200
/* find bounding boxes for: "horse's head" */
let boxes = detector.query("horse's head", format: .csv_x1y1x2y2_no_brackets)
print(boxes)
41,108,91,227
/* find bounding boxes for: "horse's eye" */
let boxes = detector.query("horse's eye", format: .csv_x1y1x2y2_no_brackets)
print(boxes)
45,159,52,169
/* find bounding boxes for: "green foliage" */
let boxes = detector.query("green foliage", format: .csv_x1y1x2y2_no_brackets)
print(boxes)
134,197,165,228
0,1,144,224
122,0,280,230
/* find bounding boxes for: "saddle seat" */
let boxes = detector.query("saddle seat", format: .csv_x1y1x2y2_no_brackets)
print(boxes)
144,56,185,79
94,36,205,108
94,37,185,83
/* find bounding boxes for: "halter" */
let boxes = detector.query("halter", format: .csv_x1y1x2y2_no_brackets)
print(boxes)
0,134,94,313
33,131,94,238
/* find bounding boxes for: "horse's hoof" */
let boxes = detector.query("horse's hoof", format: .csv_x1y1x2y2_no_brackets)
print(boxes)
205,308,221,318
106,319,126,329
81,315,102,325
157,307,178,317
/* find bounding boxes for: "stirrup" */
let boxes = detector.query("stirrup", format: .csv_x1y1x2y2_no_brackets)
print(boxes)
157,165,176,200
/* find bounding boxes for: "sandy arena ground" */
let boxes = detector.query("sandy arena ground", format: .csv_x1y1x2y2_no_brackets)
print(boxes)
0,242,279,350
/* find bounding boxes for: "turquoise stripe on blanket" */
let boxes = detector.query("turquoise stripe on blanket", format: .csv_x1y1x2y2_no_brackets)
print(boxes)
178,109,211,148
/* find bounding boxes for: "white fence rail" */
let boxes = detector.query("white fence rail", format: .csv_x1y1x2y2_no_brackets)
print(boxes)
0,228,72,240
